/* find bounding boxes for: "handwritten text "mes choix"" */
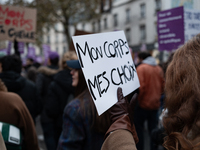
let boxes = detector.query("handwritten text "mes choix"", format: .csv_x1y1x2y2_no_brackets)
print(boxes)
75,39,136,100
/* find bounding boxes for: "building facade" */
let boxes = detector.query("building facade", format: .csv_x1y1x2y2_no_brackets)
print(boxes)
41,0,200,62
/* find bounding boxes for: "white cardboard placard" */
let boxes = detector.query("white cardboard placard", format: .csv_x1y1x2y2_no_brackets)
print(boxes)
72,31,140,115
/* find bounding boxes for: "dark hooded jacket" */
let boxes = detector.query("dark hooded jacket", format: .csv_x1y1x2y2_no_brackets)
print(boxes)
45,69,75,144
36,65,59,123
0,71,41,122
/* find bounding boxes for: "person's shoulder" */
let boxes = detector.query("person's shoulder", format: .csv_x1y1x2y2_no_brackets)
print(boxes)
37,66,59,76
0,91,24,105
136,63,149,71
66,99,81,110
24,77,36,88
63,99,82,119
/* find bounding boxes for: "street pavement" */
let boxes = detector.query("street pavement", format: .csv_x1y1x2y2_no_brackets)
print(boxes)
35,116,47,150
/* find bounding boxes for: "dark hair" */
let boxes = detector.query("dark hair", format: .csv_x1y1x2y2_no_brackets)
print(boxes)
50,57,59,66
163,33,200,149
27,58,34,63
75,69,111,133
1,54,22,74
138,51,151,60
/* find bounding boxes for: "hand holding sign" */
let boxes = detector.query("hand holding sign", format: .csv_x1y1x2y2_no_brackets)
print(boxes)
72,31,140,115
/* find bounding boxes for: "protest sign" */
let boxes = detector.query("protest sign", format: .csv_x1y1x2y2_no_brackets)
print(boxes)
27,46,36,60
7,41,12,55
184,9,200,42
18,42,24,54
157,6,184,51
157,6,200,51
0,5,36,43
72,31,140,115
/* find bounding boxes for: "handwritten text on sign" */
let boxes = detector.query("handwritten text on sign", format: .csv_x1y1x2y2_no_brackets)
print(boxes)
72,31,140,115
0,5,36,43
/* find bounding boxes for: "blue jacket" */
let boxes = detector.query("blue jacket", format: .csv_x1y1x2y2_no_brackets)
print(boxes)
57,97,104,150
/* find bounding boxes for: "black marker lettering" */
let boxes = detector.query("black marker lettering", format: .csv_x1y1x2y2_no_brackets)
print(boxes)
8,28,15,37
114,40,122,58
104,41,110,58
124,41,130,54
88,77,98,100
102,71,110,92
0,25,5,33
111,62,136,86
111,68,122,85
76,42,91,68
88,71,110,100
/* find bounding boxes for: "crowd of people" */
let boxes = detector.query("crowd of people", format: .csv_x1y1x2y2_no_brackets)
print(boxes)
0,33,200,150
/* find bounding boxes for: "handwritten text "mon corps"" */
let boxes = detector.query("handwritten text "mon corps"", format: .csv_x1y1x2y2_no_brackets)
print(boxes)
75,39,130,68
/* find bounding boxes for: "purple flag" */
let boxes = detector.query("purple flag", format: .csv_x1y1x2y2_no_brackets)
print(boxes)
140,43,147,51
27,47,36,61
0,48,8,56
21,57,27,67
157,6,185,51
35,56,43,64
7,41,12,55
18,42,25,54
42,44,51,65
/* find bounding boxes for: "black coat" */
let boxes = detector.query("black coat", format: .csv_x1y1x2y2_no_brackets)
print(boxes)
45,69,75,142
0,71,42,122
35,65,59,123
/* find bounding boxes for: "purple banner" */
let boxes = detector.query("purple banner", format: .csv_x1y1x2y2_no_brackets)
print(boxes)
27,47,36,60
140,43,147,51
42,44,51,65
7,41,12,55
21,57,27,67
0,48,8,56
157,6,184,51
35,56,43,64
18,42,25,54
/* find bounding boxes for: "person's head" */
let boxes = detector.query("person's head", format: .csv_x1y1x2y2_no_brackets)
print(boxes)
60,51,78,69
26,57,34,66
48,51,59,66
1,54,22,74
66,59,87,97
137,51,151,64
163,33,200,149
66,59,111,133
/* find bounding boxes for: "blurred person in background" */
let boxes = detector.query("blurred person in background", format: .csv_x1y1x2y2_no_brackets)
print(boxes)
57,59,111,150
35,51,60,150
0,79,39,150
135,51,151,68
44,51,77,149
0,54,42,123
26,56,43,83
134,51,164,150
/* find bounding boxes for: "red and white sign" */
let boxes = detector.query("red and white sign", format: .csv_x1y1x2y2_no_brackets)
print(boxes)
0,5,36,43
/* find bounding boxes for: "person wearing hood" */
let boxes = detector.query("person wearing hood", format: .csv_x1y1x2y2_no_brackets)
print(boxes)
44,51,77,149
35,51,60,150
0,79,39,150
0,54,42,123
134,51,164,150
